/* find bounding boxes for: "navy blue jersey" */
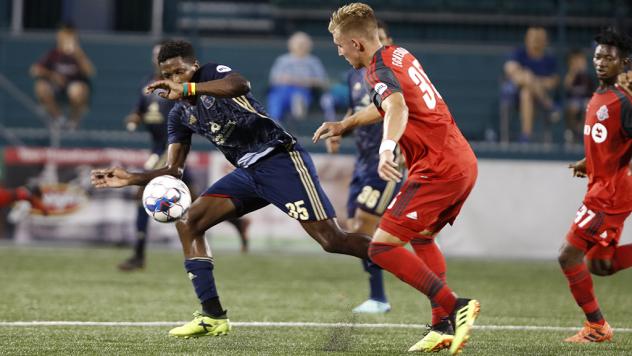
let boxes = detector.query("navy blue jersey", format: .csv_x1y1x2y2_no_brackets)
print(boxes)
347,68,383,173
135,74,173,154
168,63,295,168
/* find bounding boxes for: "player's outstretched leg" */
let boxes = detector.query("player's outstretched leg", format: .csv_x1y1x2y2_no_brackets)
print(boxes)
300,218,372,259
169,196,238,338
559,242,612,343
368,229,480,355
586,243,632,276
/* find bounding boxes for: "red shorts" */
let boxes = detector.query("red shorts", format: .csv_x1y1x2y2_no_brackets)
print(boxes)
565,203,630,253
379,166,477,242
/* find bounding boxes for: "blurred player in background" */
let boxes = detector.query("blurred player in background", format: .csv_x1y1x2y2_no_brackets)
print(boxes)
0,184,45,211
91,40,373,338
559,28,632,343
118,41,250,271
315,3,480,354
326,20,400,314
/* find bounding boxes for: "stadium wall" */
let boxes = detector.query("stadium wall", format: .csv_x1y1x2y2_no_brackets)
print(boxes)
7,147,630,259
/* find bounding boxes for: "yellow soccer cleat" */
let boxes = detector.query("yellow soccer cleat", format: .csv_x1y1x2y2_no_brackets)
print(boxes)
449,298,481,355
408,326,454,353
564,321,613,343
169,311,231,338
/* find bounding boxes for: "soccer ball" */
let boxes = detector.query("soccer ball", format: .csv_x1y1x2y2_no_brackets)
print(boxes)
142,175,191,223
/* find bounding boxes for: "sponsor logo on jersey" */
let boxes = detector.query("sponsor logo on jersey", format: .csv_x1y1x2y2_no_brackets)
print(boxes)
374,82,388,96
210,122,221,133
590,123,608,143
596,105,609,121
200,95,216,109
216,65,232,73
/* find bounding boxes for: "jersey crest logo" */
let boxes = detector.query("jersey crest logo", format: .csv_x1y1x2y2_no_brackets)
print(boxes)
188,115,197,125
374,82,388,96
596,105,609,121
353,82,363,92
216,65,232,73
200,95,216,109
591,123,608,143
210,122,221,133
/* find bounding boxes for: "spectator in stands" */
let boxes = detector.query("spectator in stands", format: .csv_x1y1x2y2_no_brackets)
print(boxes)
503,27,559,142
30,23,95,129
267,31,334,122
563,49,595,144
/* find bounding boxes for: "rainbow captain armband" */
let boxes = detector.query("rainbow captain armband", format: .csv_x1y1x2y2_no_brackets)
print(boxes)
182,82,197,97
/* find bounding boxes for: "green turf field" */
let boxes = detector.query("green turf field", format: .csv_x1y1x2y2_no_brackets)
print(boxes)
1,245,631,355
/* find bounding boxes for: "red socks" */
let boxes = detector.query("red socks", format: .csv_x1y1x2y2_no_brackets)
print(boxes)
612,244,632,272
562,263,604,324
411,239,450,325
369,242,456,315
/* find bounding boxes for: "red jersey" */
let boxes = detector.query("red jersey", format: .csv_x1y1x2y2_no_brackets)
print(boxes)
365,46,476,179
583,85,632,213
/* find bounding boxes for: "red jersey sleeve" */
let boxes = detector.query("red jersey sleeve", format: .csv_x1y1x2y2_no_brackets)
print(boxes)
620,90,632,138
366,60,402,109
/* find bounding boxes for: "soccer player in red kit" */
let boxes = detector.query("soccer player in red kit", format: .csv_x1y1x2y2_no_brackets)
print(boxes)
313,3,480,354
559,28,632,343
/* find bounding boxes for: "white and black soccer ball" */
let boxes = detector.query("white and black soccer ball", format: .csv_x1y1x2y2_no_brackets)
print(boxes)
142,175,191,223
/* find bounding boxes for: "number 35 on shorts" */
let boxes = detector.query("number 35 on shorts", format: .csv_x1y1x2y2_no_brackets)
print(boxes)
286,200,309,220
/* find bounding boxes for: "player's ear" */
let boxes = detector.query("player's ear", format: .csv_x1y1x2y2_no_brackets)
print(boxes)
351,39,363,51
193,60,200,71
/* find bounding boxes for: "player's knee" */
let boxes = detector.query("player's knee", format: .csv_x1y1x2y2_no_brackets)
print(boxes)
176,213,203,236
587,259,613,276
558,247,581,268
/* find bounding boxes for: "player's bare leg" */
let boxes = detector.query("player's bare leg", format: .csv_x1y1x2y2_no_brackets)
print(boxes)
519,86,534,140
558,242,612,343
169,196,238,338
66,81,90,128
227,217,250,253
369,228,479,355
349,209,390,313
300,218,371,259
34,79,63,124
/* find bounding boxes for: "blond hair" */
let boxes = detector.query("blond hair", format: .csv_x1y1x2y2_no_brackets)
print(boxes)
328,2,377,36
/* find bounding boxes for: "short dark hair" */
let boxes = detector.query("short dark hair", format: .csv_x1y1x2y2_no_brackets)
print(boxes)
594,27,632,59
157,40,196,64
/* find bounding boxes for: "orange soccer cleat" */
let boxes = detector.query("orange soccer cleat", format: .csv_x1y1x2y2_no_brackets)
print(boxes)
564,321,613,343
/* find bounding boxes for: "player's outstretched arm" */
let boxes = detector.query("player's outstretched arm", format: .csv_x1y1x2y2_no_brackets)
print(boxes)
568,157,587,178
91,143,190,188
313,104,381,143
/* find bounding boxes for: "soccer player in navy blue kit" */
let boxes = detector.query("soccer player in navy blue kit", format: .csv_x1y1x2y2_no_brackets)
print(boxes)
118,41,251,271
326,21,401,314
91,40,372,337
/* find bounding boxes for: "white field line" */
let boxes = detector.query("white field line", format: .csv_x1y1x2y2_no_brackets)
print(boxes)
0,321,631,332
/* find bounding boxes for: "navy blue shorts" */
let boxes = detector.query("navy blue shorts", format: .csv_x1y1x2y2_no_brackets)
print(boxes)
203,144,335,221
347,163,402,219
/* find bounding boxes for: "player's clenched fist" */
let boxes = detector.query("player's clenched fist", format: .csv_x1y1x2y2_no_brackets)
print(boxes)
91,167,133,188
145,80,183,100
568,158,587,178
378,150,402,183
